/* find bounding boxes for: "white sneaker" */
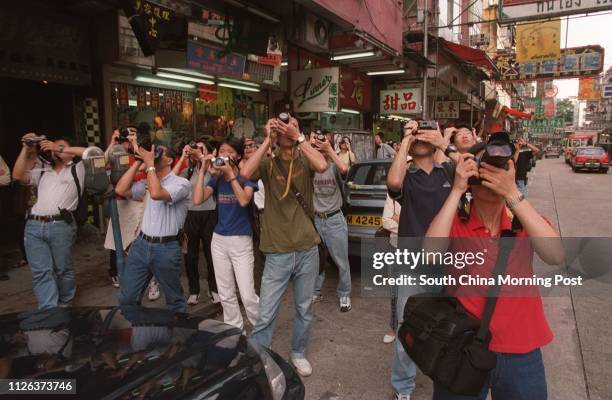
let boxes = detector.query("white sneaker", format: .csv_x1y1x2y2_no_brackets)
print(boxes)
383,332,396,344
312,294,323,304
187,294,199,305
291,357,313,377
394,393,411,400
339,296,352,312
111,276,120,288
210,291,220,304
148,280,161,301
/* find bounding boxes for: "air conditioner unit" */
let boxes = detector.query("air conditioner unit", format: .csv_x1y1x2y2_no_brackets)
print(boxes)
302,12,331,52
470,33,490,47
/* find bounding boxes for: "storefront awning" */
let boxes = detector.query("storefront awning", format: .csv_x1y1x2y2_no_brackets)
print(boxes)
502,106,532,120
438,39,498,73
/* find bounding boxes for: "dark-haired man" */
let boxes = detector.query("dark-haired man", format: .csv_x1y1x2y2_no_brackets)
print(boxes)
115,144,191,312
375,132,396,159
12,133,86,309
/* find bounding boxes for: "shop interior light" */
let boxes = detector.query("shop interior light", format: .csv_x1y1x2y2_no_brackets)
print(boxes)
156,72,214,85
367,69,405,76
331,51,375,61
218,82,260,92
341,108,360,114
218,77,260,88
281,61,288,67
134,76,196,89
159,68,214,80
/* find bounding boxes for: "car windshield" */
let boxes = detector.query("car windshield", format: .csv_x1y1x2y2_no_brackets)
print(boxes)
577,148,605,155
348,163,390,185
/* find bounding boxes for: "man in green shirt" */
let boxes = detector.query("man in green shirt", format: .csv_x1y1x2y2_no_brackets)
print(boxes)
241,116,327,377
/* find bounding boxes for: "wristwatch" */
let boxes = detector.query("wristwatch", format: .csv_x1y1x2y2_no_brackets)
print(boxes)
296,134,306,144
444,144,458,157
146,166,156,174
56,144,65,153
505,193,525,209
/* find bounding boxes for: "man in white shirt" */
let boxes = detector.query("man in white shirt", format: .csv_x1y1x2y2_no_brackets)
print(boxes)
12,133,86,309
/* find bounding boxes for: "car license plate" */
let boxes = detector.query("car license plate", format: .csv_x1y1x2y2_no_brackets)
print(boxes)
587,160,599,166
346,214,381,227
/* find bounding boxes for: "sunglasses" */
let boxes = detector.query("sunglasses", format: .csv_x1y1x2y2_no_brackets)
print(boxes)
244,143,256,148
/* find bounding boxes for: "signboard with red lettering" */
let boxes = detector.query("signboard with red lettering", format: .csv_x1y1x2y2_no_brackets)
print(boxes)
379,88,421,115
435,101,460,119
187,41,246,79
340,68,371,112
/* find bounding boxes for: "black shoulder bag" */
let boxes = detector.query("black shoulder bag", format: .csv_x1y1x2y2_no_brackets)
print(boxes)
398,233,516,396
273,156,328,275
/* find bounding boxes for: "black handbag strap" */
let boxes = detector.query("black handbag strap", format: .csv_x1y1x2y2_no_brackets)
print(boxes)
475,232,516,343
273,156,316,225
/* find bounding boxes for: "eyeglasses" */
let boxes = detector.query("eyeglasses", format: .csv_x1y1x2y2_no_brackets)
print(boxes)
244,143,256,149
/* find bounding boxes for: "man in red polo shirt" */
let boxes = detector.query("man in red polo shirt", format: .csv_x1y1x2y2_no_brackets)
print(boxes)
426,132,565,400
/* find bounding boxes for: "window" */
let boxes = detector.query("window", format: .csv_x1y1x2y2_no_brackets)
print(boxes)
578,148,605,155
350,164,371,185
370,164,390,186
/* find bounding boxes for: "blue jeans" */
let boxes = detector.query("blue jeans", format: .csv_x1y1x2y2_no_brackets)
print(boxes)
251,246,318,359
25,219,77,310
433,349,547,400
517,179,528,197
119,237,186,313
313,212,351,298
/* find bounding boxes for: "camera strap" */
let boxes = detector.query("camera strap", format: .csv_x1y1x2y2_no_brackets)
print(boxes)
273,156,315,223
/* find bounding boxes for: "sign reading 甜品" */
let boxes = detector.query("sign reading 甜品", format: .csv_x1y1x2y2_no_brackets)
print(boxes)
379,88,422,115
291,67,340,113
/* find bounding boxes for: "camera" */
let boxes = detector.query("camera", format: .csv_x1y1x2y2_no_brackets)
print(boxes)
316,130,326,142
189,141,198,149
118,127,132,143
417,120,437,130
22,135,55,165
468,139,514,185
278,112,290,124
211,156,230,167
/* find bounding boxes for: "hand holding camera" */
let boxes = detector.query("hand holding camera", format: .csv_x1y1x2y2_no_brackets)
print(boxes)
453,154,479,193
137,145,158,168
314,137,333,155
403,120,419,138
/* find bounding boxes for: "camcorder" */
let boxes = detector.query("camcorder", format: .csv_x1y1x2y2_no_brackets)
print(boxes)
468,133,514,185
22,134,55,165
278,112,290,124
133,123,164,161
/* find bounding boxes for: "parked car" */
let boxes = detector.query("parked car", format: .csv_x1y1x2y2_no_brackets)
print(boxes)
344,159,391,259
544,146,562,158
0,306,304,400
570,146,609,173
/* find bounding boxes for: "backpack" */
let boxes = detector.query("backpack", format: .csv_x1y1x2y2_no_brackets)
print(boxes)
332,164,351,215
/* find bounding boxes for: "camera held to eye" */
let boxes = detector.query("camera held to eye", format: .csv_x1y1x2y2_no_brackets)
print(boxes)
468,140,514,185
316,130,326,142
417,120,437,131
189,141,198,150
278,112,290,124
118,127,132,143
211,157,231,167
22,135,55,165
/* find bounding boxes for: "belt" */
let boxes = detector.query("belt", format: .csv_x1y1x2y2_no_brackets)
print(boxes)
28,215,65,222
139,231,181,244
314,209,341,219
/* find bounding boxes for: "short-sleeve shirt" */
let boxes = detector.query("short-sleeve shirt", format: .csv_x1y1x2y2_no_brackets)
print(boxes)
30,162,85,216
313,162,342,214
390,161,454,237
131,173,191,237
207,175,257,236
449,203,554,353
257,152,320,253
182,166,216,211
515,149,533,181
377,143,396,159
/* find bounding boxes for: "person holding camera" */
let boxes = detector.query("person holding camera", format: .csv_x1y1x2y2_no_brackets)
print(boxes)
103,128,147,288
191,138,259,330
240,115,327,377
337,136,356,168
12,133,87,309
115,143,191,313
425,132,563,400
310,131,352,311
172,140,219,306
386,120,458,400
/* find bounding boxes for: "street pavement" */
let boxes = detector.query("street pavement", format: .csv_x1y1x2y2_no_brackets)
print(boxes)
0,157,610,400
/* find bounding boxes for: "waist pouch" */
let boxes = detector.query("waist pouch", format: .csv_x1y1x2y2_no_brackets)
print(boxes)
399,295,496,396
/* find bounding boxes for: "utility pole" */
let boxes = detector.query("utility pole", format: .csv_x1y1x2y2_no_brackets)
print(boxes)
422,6,429,119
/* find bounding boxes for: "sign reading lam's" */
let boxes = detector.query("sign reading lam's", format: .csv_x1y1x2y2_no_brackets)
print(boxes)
291,67,340,112
379,88,422,115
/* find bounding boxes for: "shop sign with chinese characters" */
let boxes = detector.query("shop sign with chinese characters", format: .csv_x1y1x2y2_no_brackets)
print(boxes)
379,88,421,115
187,41,246,79
435,101,460,119
291,67,340,112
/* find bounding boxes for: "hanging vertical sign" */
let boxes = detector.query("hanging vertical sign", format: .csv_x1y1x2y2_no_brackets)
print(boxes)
118,84,129,108
150,89,160,110
136,87,147,110
175,92,183,112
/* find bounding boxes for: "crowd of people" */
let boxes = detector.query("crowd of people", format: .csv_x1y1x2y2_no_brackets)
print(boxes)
5,115,559,399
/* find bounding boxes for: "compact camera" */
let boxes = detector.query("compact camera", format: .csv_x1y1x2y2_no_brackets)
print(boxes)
22,135,54,164
278,112,290,124
417,120,438,130
211,157,230,167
